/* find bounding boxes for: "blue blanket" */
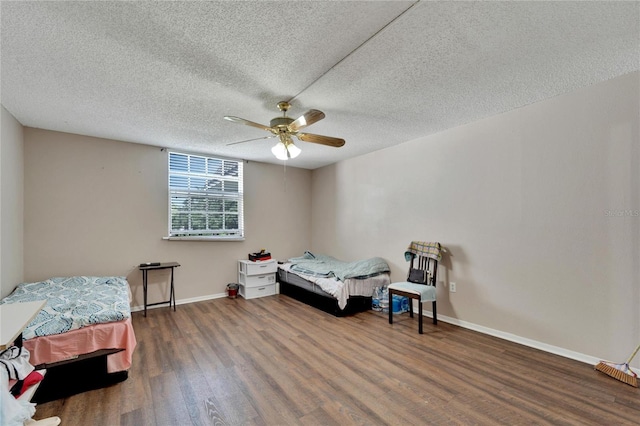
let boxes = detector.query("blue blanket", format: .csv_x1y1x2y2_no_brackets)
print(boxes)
0,276,131,339
288,251,390,281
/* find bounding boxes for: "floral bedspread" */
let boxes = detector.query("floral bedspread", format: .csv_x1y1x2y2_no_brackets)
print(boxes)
0,276,131,339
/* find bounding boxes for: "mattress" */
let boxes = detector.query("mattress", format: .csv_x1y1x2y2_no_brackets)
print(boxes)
278,263,390,309
1,276,131,339
287,251,390,281
1,276,136,373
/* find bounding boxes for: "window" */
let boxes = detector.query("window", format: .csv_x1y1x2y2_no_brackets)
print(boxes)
168,152,244,239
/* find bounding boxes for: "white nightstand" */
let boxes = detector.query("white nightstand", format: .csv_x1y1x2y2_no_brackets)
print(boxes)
237,259,277,299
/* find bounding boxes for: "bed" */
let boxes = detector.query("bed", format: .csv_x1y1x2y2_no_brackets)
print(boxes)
0,276,137,402
278,252,391,316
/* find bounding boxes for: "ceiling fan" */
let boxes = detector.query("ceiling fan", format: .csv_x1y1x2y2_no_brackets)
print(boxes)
224,101,345,160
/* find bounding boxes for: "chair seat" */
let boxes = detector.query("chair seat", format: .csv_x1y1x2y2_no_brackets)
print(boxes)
388,282,436,302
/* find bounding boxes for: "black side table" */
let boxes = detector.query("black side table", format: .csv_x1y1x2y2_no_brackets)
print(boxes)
139,262,180,317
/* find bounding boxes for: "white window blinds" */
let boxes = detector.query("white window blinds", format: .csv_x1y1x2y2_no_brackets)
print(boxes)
168,152,244,239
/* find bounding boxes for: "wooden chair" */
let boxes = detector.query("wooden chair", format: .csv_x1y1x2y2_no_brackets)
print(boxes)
388,245,440,334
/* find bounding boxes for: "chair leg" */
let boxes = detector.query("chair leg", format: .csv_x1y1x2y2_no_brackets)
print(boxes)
432,300,437,325
388,290,393,324
409,297,414,318
418,299,423,334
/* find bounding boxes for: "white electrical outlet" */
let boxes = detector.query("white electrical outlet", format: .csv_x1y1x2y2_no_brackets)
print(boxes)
450,282,457,293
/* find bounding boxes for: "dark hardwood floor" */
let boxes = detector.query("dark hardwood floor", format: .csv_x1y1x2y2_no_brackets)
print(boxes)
34,295,640,425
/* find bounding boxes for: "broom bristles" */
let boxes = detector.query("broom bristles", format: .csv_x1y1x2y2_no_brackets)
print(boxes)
595,360,638,387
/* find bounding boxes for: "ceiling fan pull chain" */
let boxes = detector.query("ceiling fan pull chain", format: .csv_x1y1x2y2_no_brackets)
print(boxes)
283,159,288,193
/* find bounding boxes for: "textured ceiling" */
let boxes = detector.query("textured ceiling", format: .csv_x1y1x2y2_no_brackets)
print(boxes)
2,1,638,169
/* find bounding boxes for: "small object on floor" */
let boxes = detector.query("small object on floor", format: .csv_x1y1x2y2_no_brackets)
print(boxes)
226,283,239,299
25,417,61,426
594,343,639,387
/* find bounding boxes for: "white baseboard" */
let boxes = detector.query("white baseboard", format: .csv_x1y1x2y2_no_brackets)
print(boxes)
130,292,226,313
418,308,640,374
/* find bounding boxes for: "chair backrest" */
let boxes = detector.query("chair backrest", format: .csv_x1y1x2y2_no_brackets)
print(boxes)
407,253,438,286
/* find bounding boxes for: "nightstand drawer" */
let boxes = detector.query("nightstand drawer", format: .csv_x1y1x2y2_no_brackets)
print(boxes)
240,273,276,287
239,283,276,299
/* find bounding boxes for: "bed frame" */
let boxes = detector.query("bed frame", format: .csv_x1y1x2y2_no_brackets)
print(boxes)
3,276,135,403
32,349,128,403
278,270,372,316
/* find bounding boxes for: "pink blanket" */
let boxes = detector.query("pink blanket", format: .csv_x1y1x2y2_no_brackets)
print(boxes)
23,318,136,373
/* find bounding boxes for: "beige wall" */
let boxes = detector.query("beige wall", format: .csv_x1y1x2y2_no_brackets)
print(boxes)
1,106,25,298
311,72,640,364
23,129,311,307
13,72,640,366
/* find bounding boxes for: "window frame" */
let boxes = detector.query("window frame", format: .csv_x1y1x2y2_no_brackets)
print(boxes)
166,151,244,241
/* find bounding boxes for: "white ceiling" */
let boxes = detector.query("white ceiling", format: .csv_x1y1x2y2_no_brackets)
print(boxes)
2,1,638,169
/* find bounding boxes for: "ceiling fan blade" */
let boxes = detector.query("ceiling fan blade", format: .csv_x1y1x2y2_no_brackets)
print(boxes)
297,133,345,147
226,135,276,146
288,109,325,132
224,116,272,132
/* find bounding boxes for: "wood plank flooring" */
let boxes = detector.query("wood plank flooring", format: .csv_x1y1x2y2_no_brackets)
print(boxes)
34,295,640,425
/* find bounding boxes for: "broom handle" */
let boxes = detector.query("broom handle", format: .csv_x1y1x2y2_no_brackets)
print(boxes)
626,343,640,364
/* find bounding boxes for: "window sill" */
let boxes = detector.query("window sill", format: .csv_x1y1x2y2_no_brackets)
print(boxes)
163,236,245,242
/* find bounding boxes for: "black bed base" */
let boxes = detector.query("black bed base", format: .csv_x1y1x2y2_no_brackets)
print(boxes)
32,349,128,403
279,279,372,317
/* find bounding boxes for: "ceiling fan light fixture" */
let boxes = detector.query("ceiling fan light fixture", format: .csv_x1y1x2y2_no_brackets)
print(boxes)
271,142,288,160
271,141,301,161
225,101,344,157
288,142,301,158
